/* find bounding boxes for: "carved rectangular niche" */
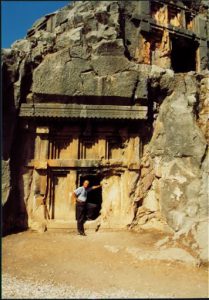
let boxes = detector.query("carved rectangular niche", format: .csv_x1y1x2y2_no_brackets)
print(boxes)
48,136,73,159
168,6,184,27
151,1,168,26
79,137,99,159
185,11,194,30
105,136,123,159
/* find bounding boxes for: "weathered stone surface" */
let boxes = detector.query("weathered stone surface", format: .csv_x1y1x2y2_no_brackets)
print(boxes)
126,246,200,266
32,52,91,96
2,0,209,264
90,55,131,76
2,160,11,206
197,75,209,142
133,71,209,262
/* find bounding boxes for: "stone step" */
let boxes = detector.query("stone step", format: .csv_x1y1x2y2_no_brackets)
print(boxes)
46,220,99,232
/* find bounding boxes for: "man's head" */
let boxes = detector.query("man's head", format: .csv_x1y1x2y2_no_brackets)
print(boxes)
83,180,90,188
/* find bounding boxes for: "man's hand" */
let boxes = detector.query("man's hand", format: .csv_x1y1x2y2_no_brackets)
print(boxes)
92,184,101,190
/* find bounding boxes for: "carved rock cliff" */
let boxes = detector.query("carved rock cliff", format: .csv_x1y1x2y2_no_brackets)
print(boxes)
2,1,209,263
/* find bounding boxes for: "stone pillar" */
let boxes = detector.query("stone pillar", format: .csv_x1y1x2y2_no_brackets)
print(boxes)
135,34,151,64
33,126,49,200
98,138,106,160
35,126,49,160
194,14,208,71
181,10,186,28
154,29,171,69
194,15,207,39
67,171,77,221
127,136,141,163
197,40,208,72
31,126,50,225
71,136,79,159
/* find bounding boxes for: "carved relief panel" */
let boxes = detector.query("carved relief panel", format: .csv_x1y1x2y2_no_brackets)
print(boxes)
78,137,99,159
48,136,73,159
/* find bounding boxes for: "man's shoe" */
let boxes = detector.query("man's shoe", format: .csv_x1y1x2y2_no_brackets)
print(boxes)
95,224,101,232
77,231,86,236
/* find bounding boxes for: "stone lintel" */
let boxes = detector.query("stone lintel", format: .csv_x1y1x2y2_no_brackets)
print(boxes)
26,159,140,170
33,161,47,169
129,12,204,41
149,20,197,40
138,16,207,40
19,103,148,120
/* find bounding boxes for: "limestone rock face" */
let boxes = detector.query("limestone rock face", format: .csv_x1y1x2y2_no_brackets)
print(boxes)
2,1,209,263
149,72,208,262
131,70,209,263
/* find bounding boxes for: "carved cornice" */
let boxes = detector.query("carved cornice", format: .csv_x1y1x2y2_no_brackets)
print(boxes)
19,103,148,120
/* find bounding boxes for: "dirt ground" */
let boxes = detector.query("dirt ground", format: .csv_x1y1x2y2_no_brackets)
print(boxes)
2,228,209,299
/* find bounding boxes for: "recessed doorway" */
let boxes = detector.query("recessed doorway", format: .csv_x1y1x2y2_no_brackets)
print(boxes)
79,174,103,220
171,36,198,73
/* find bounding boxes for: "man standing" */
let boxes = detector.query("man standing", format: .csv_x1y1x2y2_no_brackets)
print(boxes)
73,180,101,236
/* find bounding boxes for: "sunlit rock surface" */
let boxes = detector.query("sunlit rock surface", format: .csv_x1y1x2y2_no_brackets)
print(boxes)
2,1,209,263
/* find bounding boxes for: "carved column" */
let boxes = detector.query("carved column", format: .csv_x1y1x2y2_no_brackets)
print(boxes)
33,126,50,220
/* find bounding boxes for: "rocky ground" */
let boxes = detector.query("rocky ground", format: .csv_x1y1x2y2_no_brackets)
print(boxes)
2,229,208,299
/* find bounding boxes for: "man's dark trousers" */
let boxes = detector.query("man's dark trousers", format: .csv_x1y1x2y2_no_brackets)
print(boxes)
76,201,86,233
